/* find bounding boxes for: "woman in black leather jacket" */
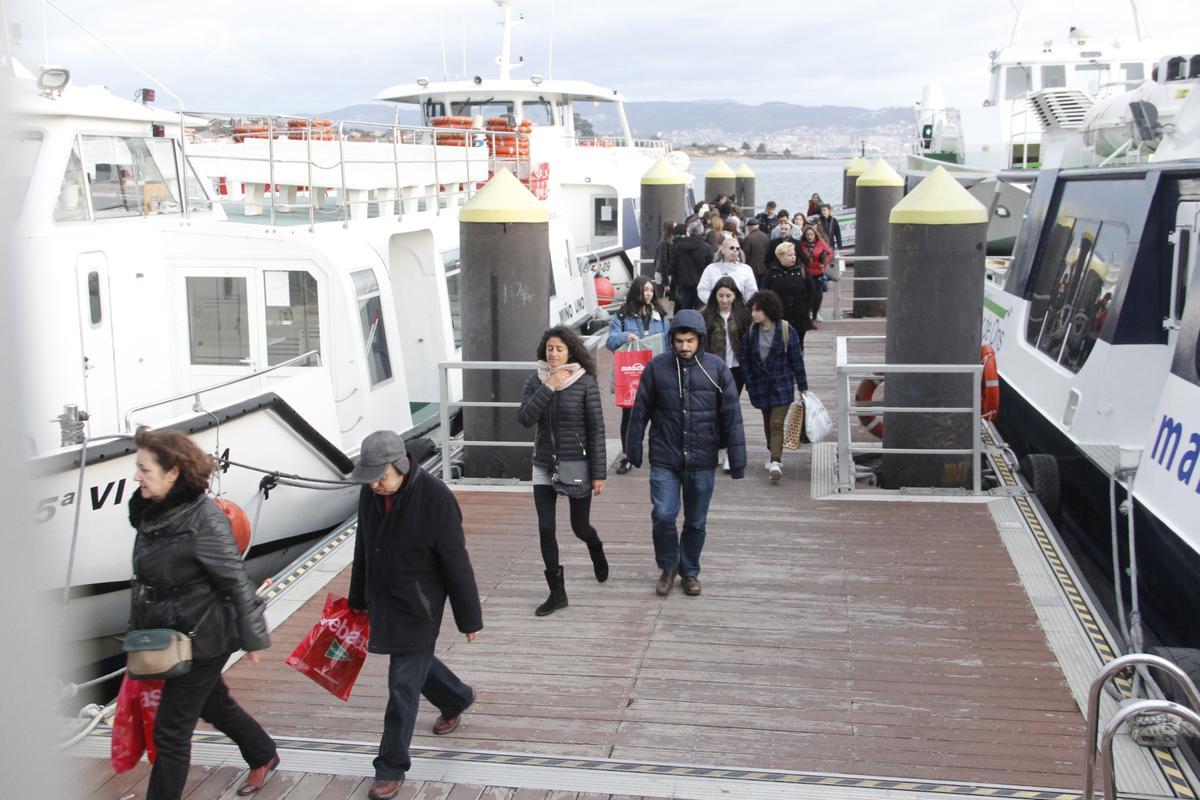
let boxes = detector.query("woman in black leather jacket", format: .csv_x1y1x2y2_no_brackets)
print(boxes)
128,427,277,799
517,325,608,616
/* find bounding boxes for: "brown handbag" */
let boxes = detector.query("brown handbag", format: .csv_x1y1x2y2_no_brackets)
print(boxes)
124,603,214,680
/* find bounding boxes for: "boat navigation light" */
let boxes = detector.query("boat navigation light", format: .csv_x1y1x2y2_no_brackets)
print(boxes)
531,74,543,85
417,77,430,87
474,75,483,85
36,65,70,97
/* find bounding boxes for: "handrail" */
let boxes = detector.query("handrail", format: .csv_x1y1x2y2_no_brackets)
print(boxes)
1082,653,1200,800
831,255,889,319
438,360,539,482
1096,700,1200,800
835,335,983,492
123,350,321,431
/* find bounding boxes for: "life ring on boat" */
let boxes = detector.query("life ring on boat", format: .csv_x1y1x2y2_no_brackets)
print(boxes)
432,115,473,128
981,344,1000,421
213,497,252,555
855,377,885,439
232,124,269,143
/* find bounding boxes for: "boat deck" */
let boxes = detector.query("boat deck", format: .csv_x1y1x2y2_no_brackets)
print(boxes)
67,311,1197,800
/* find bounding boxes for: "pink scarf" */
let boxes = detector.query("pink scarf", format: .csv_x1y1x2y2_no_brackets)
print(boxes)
537,361,586,391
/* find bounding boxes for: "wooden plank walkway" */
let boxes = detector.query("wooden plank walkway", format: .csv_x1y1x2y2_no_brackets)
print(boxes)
70,310,1092,798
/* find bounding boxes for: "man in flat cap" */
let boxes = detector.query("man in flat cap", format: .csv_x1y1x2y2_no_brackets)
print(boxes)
347,430,483,800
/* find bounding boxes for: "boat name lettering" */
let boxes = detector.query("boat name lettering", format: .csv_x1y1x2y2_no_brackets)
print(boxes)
982,316,1006,352
33,477,129,524
1150,414,1200,494
557,296,586,323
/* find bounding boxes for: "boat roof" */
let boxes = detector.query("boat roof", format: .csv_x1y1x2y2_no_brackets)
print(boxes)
375,77,627,105
6,75,182,125
990,35,1160,68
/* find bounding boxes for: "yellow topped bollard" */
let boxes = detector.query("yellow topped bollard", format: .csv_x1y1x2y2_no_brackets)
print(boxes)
735,163,756,218
459,169,551,479
842,155,870,208
640,158,687,281
880,166,989,490
852,159,905,318
704,158,736,204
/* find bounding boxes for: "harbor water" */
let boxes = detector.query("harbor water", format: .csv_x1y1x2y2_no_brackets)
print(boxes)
688,157,902,214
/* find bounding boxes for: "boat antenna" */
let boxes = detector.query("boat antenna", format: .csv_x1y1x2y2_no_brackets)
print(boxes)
1128,0,1146,41
438,9,448,80
40,0,47,64
1007,0,1025,47
460,9,467,79
44,0,184,108
548,0,555,80
493,0,523,80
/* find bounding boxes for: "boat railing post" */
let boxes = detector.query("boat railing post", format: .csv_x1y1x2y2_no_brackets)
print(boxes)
432,125,441,217
833,256,844,320
972,362,982,493
178,110,191,223
338,120,348,226
306,118,315,231
267,116,277,227
462,126,471,204
836,336,852,491
1081,652,1200,800
1096,700,1200,800
392,122,402,220
439,362,452,483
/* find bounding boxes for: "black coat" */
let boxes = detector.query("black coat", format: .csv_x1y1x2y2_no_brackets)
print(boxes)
761,265,817,332
348,462,482,654
518,372,608,480
128,483,269,660
626,310,747,477
671,235,714,293
818,215,843,249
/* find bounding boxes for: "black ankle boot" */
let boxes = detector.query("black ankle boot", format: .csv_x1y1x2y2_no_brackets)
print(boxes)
588,541,609,583
535,566,568,616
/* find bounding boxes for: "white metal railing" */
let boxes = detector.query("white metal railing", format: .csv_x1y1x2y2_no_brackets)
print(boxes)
437,360,537,482
835,335,983,493
123,350,321,432
181,111,536,228
830,255,888,320
572,136,671,153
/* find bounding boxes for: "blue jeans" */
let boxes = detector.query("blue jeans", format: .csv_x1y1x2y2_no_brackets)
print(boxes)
649,466,716,578
375,645,474,781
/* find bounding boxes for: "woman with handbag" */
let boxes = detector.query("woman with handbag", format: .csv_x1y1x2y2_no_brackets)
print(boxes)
128,427,277,799
742,290,809,485
518,325,609,616
605,276,669,475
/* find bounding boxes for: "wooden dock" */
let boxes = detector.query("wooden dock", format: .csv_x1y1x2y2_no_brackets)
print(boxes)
67,312,1196,800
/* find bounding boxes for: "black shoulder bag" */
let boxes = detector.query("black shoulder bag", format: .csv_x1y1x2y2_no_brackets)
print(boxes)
548,393,593,498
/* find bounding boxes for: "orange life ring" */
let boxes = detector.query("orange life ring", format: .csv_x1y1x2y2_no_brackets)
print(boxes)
855,378,886,439
213,497,252,555
981,344,1000,421
431,115,473,128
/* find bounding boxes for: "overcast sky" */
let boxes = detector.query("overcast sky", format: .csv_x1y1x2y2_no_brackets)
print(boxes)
9,0,1200,114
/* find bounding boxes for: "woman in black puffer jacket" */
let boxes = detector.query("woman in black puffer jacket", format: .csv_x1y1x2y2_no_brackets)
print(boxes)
128,427,277,800
517,325,608,616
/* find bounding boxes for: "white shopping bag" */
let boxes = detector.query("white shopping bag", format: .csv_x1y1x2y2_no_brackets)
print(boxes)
801,391,832,444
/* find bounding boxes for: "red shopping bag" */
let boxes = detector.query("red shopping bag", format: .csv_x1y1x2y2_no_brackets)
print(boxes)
285,593,370,701
613,346,653,409
111,674,164,773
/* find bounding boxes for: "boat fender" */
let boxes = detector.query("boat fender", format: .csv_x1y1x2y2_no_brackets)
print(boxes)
855,378,885,439
594,275,616,307
213,497,252,555
981,344,1000,421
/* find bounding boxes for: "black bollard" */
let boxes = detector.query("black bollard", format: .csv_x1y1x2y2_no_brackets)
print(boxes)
704,159,736,204
852,159,904,318
735,163,756,218
842,156,869,209
880,166,988,489
459,169,551,480
640,158,686,279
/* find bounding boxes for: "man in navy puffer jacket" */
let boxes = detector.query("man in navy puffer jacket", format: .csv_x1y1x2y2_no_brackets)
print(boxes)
625,309,746,597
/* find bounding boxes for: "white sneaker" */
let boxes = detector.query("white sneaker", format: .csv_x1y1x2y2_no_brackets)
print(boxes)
768,461,783,483
722,451,730,472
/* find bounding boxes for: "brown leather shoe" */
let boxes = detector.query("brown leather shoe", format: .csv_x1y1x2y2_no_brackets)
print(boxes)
236,754,279,796
433,686,476,735
368,779,403,799
655,567,677,596
681,575,702,596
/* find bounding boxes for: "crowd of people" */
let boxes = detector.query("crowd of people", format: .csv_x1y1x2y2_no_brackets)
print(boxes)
126,196,835,800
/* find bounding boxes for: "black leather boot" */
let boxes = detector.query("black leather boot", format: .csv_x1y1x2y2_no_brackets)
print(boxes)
588,541,609,583
535,566,568,616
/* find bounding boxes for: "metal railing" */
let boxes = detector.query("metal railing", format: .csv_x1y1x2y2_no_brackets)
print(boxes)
437,360,537,482
835,335,983,493
182,111,536,228
123,350,321,432
573,136,672,154
830,255,888,320
1082,653,1200,800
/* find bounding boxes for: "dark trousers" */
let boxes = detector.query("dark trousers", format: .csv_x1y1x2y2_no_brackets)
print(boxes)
729,365,745,396
149,654,275,800
620,408,632,454
812,276,827,319
376,646,474,781
533,484,601,570
674,284,699,312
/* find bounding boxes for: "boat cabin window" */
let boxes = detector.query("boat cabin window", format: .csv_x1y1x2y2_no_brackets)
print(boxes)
423,99,446,124
186,277,251,366
594,196,618,241
1121,63,1145,84
1005,66,1031,99
55,145,88,222
81,135,181,218
1041,65,1067,89
352,268,393,386
1073,63,1111,94
441,251,463,350
1025,217,1128,372
450,100,513,120
264,271,320,366
521,101,552,125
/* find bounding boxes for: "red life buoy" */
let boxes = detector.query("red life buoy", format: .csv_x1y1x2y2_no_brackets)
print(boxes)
855,378,885,439
594,275,616,306
213,497,252,555
981,344,1000,421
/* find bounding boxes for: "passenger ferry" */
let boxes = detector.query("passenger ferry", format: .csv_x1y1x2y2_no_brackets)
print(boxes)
979,51,1200,653
14,1,686,669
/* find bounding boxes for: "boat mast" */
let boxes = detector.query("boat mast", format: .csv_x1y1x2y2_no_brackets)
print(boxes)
1128,0,1145,41
493,0,523,80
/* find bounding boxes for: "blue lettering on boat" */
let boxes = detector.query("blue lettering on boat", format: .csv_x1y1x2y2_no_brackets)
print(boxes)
1151,414,1200,492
